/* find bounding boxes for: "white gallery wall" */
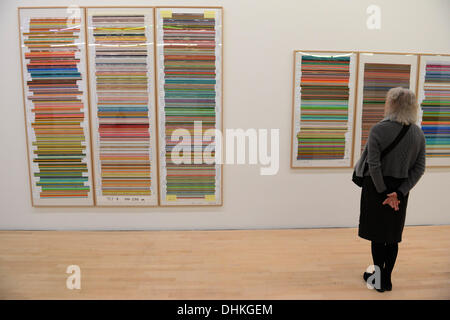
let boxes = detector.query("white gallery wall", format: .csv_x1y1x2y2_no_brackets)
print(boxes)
1,0,449,230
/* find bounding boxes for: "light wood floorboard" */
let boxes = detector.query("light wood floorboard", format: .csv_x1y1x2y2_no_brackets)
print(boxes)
0,226,449,299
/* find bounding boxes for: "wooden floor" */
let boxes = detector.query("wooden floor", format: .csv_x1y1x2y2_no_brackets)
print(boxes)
0,226,449,299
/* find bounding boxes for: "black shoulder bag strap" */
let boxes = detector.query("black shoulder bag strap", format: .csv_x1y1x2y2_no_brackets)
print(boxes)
380,124,411,160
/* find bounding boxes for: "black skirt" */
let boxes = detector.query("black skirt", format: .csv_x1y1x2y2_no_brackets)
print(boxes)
358,176,409,243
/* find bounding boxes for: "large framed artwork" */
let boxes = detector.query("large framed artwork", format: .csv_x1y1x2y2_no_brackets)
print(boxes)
86,7,159,206
417,54,450,167
155,7,223,206
291,51,358,168
353,53,418,162
19,8,95,206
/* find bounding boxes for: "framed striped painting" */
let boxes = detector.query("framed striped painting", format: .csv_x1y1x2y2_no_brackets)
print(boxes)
86,7,159,206
417,54,450,168
291,50,358,168
19,7,95,206
155,7,223,206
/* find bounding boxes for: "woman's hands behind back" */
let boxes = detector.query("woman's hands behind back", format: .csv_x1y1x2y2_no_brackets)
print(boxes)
383,192,400,211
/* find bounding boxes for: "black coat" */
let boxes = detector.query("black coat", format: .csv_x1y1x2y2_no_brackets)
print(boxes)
358,175,409,243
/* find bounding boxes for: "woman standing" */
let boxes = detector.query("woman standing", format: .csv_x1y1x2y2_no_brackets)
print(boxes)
353,87,426,292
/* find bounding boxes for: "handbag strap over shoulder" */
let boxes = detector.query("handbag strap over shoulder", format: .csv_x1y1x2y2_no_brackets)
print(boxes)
380,124,411,160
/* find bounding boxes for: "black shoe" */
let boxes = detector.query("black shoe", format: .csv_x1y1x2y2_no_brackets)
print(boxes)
363,272,374,282
364,271,385,292
375,286,385,293
375,269,391,293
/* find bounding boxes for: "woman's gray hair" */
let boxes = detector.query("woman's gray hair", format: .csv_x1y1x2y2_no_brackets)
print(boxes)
384,87,418,125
